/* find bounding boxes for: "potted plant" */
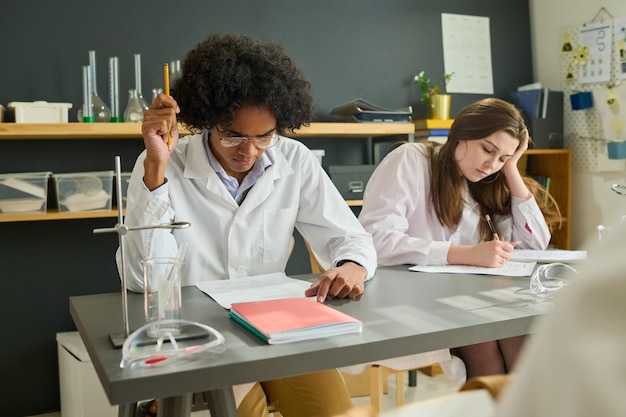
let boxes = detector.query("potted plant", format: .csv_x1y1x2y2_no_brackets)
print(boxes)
412,71,454,120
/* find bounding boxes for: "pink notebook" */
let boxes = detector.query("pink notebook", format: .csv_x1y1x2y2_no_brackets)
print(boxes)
229,297,362,344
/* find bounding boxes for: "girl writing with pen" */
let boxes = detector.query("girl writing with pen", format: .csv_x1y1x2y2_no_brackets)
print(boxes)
359,98,561,378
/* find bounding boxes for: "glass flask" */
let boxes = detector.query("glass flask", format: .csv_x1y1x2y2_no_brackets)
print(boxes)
91,92,112,122
88,50,111,122
77,93,111,122
152,88,163,104
124,89,145,123
138,93,150,111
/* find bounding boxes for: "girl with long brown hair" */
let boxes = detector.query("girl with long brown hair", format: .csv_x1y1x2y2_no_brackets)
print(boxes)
359,97,561,378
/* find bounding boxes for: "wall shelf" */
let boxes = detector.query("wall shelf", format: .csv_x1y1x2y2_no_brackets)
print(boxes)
0,209,123,223
0,122,415,140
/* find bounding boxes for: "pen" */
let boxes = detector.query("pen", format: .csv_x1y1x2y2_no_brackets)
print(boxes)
485,214,500,241
163,63,171,151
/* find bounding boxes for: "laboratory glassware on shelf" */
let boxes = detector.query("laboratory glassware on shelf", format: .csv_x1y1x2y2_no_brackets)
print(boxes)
123,89,145,123
109,56,122,122
134,53,150,111
80,65,94,123
77,51,111,122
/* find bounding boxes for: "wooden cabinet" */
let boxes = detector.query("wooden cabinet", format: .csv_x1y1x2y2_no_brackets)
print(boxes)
520,149,572,250
0,122,414,222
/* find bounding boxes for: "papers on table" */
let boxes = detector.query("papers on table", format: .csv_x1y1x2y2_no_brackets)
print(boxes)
409,261,537,277
511,249,587,263
195,272,312,309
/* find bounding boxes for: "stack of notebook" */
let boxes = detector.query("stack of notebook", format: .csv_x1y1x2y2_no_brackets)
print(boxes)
331,98,412,123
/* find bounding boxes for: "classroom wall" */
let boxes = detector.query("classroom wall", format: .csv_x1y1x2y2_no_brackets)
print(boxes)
0,1,533,416
529,0,626,248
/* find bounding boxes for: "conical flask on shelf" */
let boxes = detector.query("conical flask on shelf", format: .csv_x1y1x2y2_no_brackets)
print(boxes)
88,50,111,122
91,92,112,122
152,88,163,104
77,51,111,122
124,89,145,123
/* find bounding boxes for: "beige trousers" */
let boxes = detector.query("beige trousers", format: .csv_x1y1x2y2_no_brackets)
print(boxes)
237,369,353,417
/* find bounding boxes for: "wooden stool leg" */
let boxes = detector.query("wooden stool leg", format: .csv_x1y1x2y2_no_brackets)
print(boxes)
395,371,405,406
369,365,384,412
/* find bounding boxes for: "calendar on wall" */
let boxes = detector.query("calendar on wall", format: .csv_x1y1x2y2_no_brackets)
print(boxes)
577,22,612,84
561,17,626,172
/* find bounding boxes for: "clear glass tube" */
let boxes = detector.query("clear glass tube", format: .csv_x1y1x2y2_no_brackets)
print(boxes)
134,53,143,97
134,54,150,110
109,57,122,122
82,65,94,122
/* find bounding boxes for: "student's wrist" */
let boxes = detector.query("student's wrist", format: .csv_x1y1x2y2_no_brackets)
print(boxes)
336,260,367,280
143,159,168,191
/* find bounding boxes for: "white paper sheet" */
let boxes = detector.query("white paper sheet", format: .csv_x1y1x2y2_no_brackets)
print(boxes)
441,13,494,94
409,261,536,277
511,249,587,263
195,272,312,309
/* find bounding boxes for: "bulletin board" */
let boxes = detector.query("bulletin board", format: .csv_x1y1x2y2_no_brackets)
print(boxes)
561,9,626,172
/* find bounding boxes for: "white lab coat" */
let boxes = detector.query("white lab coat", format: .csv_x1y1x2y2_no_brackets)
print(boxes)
359,143,551,266
118,131,377,292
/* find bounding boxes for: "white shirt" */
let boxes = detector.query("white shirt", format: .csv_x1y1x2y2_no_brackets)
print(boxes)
204,135,272,204
358,143,551,266
118,131,377,292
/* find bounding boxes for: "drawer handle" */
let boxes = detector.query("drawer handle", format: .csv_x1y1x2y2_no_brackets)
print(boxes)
348,181,364,193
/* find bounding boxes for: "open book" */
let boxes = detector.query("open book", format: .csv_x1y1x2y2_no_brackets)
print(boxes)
229,298,362,344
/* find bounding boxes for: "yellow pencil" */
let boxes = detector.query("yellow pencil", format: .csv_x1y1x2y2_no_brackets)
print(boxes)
163,63,171,150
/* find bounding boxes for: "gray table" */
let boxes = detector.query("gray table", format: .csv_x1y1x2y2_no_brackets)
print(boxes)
70,266,554,417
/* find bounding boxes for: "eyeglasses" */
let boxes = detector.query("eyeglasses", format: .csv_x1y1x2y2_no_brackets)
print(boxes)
215,127,280,149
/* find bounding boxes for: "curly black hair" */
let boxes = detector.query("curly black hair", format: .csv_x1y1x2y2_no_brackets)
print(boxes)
173,33,315,135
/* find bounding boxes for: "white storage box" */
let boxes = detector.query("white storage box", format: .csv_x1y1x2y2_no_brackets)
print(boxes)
8,101,73,123
117,172,131,209
0,171,51,215
54,171,113,212
56,332,118,417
